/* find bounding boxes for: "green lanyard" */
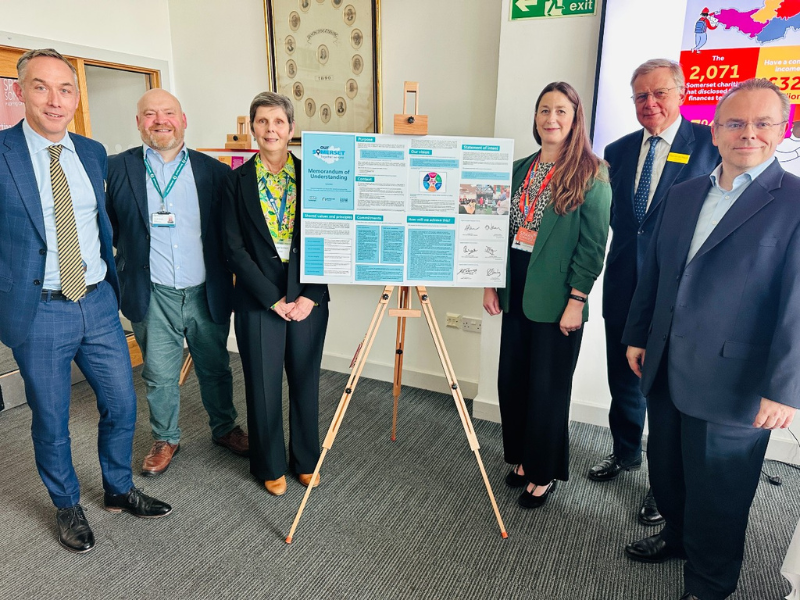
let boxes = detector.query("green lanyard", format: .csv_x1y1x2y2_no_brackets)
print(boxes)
144,152,188,210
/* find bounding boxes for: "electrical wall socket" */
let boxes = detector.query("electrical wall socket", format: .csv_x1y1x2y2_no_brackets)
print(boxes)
445,313,461,328
461,316,482,333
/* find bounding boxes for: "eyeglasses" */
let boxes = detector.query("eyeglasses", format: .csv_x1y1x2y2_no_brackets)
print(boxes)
714,120,788,132
631,87,680,104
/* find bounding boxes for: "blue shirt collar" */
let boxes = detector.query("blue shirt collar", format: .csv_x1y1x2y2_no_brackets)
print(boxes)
144,143,187,165
22,119,76,154
709,156,775,192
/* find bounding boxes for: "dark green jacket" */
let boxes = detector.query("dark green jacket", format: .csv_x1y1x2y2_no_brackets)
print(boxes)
498,151,611,323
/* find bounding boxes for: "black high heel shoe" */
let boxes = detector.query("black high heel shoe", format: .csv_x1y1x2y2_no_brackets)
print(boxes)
505,464,526,488
518,480,557,509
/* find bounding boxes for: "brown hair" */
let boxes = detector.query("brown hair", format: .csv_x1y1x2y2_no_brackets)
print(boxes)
249,91,295,131
714,77,790,123
533,82,604,215
16,48,78,85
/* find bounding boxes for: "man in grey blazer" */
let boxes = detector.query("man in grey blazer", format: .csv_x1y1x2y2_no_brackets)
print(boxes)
107,89,247,477
623,78,800,600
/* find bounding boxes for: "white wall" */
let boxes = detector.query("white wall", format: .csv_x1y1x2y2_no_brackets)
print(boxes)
1,0,174,61
0,1,174,92
167,0,271,151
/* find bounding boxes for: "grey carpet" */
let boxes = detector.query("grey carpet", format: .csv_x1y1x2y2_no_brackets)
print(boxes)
0,343,18,375
0,353,798,599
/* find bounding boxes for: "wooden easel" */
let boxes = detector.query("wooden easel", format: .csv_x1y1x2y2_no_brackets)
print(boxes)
285,83,507,543
285,286,508,543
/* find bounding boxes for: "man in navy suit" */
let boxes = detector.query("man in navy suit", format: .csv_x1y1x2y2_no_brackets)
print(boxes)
623,78,800,600
0,49,171,554
107,89,246,478
589,59,719,526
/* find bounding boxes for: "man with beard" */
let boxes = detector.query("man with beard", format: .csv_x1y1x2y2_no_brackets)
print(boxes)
107,89,247,477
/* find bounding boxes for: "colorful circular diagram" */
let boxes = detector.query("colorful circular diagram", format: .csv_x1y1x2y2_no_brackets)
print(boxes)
423,172,442,192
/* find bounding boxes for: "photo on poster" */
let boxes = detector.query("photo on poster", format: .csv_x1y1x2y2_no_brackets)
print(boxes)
458,184,511,215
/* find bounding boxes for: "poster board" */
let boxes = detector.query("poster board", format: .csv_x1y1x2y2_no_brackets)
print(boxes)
300,132,514,287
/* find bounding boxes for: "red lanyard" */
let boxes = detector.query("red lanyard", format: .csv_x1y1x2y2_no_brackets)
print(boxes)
519,154,555,224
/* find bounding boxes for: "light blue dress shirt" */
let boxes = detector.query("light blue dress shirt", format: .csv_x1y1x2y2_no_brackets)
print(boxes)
22,119,106,289
144,145,205,289
686,157,776,264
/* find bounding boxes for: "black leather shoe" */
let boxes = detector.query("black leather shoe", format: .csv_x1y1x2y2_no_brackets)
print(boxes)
625,533,686,563
680,594,700,600
518,480,557,509
588,453,642,481
104,487,172,518
505,465,526,488
56,505,95,553
638,488,665,526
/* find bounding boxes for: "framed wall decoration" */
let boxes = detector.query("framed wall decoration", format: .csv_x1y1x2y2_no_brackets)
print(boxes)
264,0,382,142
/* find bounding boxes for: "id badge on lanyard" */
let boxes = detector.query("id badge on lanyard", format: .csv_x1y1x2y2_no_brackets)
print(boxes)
511,156,554,253
145,153,187,229
151,211,176,227
275,240,291,262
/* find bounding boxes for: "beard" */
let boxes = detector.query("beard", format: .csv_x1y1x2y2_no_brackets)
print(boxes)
143,128,183,152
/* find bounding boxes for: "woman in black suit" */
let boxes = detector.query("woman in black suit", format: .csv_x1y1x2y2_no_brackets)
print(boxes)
224,92,329,496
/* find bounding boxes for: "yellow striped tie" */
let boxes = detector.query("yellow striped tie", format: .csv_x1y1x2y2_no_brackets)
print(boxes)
48,145,86,302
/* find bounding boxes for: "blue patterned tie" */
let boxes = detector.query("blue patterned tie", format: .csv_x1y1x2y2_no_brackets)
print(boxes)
634,136,661,224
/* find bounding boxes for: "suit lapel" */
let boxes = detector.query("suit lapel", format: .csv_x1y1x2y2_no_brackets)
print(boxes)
188,150,212,239
4,124,46,241
124,147,150,230
692,161,782,262
622,131,644,205
528,206,558,267
645,119,695,223
672,179,711,270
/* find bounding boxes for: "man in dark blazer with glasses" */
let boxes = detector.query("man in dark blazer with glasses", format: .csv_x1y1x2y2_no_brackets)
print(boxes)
590,59,719,527
623,78,800,600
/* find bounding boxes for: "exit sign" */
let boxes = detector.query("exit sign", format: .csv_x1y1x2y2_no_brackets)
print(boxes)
510,0,598,21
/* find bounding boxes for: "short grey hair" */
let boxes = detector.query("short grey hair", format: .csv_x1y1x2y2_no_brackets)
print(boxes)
630,59,685,89
714,77,790,123
249,91,294,131
17,48,78,85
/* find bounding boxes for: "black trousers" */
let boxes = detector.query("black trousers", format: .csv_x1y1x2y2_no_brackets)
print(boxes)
235,303,329,481
605,319,647,463
648,375,769,600
497,305,583,485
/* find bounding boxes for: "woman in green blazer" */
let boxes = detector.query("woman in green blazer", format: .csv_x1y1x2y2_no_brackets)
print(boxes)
484,82,611,509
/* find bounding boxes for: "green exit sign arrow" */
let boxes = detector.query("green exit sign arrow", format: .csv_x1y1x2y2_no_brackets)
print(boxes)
511,0,598,20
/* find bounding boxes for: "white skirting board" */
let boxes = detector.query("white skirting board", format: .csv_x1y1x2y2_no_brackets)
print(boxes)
474,395,800,466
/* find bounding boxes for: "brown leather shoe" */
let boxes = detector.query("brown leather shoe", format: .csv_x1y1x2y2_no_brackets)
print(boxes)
141,441,179,477
298,473,320,488
265,476,287,496
213,425,249,457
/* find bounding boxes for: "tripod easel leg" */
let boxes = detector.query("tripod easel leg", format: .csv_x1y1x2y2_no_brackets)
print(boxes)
286,285,395,544
391,286,410,441
415,286,508,538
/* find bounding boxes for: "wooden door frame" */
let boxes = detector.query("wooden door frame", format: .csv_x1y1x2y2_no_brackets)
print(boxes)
0,44,161,137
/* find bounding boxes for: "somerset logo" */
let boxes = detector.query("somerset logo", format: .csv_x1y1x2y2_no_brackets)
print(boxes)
313,145,346,164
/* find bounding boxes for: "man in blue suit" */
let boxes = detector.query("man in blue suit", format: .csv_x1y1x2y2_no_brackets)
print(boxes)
106,89,246,478
589,59,719,526
0,49,171,554
623,78,800,600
